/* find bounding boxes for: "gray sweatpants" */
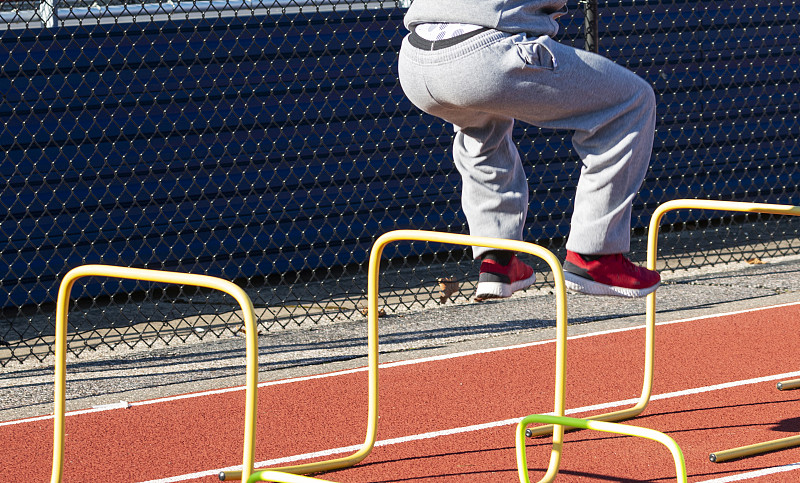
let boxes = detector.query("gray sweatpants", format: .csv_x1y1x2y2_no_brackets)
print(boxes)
398,30,656,258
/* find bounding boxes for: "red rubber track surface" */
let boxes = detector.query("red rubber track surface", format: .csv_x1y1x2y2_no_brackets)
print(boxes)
4,303,800,482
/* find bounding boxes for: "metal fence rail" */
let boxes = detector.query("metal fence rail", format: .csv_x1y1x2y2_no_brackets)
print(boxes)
1,0,798,364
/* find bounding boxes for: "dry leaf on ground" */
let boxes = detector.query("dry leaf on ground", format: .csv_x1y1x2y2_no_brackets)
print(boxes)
359,306,386,317
437,277,459,304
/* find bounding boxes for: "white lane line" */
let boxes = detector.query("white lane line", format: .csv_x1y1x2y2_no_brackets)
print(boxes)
138,369,800,483
7,300,800,429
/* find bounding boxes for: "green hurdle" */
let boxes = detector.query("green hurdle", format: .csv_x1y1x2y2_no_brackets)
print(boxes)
527,199,800,468
49,265,260,483
517,415,687,483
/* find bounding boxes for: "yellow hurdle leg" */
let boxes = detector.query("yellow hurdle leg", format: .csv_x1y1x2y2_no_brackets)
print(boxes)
529,199,800,438
246,470,336,483
50,265,260,483
222,231,570,481
517,414,687,483
777,378,800,391
710,435,800,463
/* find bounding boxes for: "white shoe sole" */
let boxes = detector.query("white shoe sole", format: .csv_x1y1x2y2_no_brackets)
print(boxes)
475,273,537,300
564,272,660,298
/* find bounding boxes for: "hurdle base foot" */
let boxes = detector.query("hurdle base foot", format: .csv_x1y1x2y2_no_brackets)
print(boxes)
220,470,241,481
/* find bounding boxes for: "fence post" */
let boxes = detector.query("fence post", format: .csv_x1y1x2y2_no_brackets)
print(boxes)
37,0,57,28
582,0,599,53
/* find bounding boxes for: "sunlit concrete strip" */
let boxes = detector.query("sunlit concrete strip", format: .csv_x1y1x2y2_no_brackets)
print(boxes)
5,300,800,431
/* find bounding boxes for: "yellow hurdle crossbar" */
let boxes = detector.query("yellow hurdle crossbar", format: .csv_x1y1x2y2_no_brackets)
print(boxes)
516,414,687,483
222,230,570,482
528,199,800,440
49,265,260,483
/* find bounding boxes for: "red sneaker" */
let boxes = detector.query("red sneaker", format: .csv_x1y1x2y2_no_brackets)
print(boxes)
563,251,660,298
475,254,536,301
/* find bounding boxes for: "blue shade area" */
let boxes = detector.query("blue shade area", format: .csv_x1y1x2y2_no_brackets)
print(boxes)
1,2,799,311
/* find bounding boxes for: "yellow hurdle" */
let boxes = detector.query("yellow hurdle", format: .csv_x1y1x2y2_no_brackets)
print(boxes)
49,265,260,483
516,414,687,483
222,230,570,482
529,199,800,444
649,201,800,463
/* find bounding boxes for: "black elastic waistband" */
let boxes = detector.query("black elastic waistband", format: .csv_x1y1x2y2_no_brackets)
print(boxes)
408,26,491,51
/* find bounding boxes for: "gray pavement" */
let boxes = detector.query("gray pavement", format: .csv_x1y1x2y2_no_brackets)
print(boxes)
3,252,800,423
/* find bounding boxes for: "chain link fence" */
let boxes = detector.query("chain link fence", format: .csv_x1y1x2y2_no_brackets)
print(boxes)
1,0,799,365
